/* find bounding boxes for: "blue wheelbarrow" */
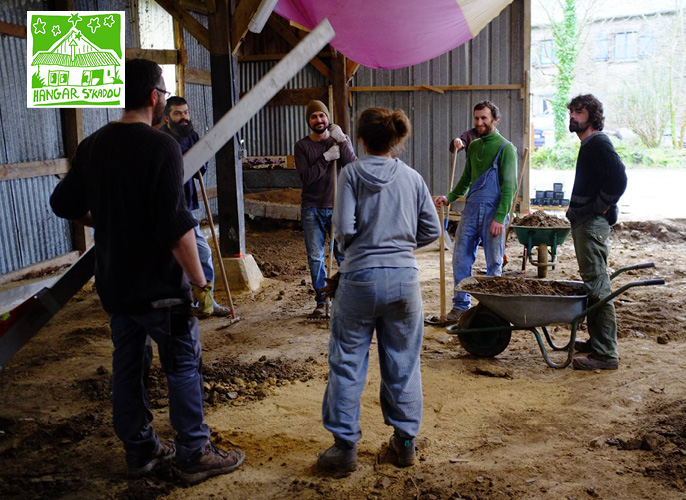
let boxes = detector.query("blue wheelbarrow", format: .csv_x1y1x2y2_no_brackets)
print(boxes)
446,263,664,368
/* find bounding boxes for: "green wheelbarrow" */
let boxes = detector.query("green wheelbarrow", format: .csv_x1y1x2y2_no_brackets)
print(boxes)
512,225,571,278
446,263,664,369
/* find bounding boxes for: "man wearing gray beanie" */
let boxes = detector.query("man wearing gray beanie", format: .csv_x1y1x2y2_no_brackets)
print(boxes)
295,100,357,318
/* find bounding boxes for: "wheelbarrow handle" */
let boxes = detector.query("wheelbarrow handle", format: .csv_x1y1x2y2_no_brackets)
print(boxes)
610,262,654,280
574,278,665,322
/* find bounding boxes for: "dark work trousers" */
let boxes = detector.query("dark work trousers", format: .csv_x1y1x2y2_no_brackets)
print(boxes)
109,306,210,467
572,215,618,363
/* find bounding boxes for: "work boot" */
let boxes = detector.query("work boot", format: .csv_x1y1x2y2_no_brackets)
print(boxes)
307,304,327,319
572,354,618,371
445,308,466,324
317,441,357,474
574,339,592,353
176,441,245,485
127,440,176,478
389,434,415,467
212,304,232,317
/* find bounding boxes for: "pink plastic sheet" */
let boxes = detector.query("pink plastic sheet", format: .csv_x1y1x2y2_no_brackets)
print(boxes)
275,0,513,69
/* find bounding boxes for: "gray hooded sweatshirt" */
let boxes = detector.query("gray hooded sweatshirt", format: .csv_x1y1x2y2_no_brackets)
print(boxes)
334,155,441,273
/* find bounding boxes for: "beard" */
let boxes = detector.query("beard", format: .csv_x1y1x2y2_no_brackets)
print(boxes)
477,123,495,137
169,119,195,137
569,119,590,133
152,99,165,127
309,122,328,134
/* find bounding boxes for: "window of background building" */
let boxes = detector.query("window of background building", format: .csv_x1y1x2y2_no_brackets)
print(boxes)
538,39,555,66
639,32,654,58
595,35,610,61
612,31,638,61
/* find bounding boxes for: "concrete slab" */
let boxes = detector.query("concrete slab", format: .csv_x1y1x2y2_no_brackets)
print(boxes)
216,254,264,294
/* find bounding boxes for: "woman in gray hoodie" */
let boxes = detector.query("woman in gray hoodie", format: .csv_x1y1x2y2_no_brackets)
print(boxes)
317,108,441,474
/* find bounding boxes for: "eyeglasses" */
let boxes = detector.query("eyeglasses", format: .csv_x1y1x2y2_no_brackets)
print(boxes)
154,87,171,98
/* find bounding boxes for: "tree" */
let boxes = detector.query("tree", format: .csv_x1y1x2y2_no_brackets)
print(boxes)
549,0,578,143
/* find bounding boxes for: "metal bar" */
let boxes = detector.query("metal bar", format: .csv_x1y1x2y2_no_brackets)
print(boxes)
530,325,576,369
610,262,655,280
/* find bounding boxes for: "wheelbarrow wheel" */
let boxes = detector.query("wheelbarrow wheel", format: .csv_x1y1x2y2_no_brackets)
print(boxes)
457,306,512,358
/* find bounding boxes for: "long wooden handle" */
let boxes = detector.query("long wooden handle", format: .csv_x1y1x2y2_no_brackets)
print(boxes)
325,158,338,318
439,205,446,322
197,174,236,318
505,147,529,241
448,149,458,192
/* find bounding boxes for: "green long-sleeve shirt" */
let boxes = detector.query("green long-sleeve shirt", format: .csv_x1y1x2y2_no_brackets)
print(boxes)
446,129,517,224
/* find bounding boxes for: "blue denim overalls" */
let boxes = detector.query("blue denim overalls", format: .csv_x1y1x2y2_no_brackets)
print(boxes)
452,141,511,310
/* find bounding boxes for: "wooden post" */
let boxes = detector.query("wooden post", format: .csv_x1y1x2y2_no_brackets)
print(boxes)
209,0,245,256
54,0,92,252
330,51,349,133
174,19,186,97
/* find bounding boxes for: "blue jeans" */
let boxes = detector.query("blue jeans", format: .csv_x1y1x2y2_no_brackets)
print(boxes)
194,225,221,309
302,207,344,305
322,267,424,445
110,307,210,467
452,203,508,310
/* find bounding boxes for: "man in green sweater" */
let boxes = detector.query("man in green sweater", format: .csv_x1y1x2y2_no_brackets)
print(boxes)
435,101,517,321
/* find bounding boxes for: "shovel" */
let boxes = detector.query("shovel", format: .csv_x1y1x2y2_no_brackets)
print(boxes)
197,174,240,325
425,205,447,326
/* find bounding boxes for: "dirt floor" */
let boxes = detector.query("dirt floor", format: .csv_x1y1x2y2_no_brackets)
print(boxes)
1,217,686,500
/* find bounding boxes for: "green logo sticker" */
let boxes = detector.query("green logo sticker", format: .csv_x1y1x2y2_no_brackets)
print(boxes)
26,11,125,108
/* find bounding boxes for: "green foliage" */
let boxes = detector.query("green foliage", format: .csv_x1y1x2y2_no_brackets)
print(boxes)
533,138,686,170
112,67,123,85
31,71,45,88
550,0,578,142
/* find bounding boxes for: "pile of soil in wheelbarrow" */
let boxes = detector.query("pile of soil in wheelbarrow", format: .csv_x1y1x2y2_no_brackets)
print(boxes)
515,210,570,228
463,277,583,296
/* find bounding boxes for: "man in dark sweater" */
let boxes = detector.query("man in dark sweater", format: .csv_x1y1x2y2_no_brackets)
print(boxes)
294,100,357,318
161,96,230,317
50,59,245,483
435,101,517,322
566,94,627,371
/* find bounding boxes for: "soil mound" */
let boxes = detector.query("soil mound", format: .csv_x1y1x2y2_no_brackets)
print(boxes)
514,210,570,228
463,277,583,296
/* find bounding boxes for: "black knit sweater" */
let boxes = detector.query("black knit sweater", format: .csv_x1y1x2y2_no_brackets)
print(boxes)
51,122,197,313
566,132,627,228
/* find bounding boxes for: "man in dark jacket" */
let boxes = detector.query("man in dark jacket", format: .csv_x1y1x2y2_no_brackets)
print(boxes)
50,59,244,483
294,100,357,318
161,96,230,317
566,94,627,371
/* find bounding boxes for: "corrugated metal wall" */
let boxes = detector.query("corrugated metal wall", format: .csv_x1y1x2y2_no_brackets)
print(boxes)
0,0,132,274
0,0,70,275
351,1,526,198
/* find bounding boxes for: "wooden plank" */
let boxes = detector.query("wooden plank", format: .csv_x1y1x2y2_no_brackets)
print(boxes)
239,87,328,106
185,67,212,85
421,84,445,94
0,158,69,181
237,51,331,62
230,0,262,55
154,0,210,50
125,48,179,64
180,0,208,14
349,84,523,92
266,16,331,81
0,252,80,287
0,21,26,39
174,19,186,97
331,53,349,133
346,60,360,83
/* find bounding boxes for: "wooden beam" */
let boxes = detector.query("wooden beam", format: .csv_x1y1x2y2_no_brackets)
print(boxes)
154,0,210,50
230,0,262,55
331,53,349,134
185,67,212,85
0,21,26,39
266,16,331,81
420,84,445,94
0,252,80,287
237,51,332,62
349,84,523,93
238,87,328,106
124,48,179,64
174,19,186,97
346,59,360,83
209,0,244,256
180,0,209,14
0,158,69,181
